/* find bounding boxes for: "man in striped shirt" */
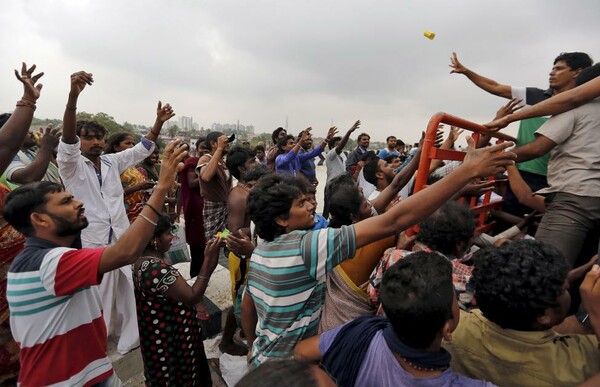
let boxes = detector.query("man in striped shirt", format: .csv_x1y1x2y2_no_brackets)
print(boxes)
241,138,517,368
4,141,186,386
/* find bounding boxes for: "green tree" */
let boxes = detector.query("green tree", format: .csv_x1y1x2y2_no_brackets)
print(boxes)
168,124,179,139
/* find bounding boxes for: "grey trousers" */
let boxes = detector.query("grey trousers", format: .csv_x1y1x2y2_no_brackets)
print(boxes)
535,192,600,267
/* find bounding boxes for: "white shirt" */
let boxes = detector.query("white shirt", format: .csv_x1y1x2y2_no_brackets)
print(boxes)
57,136,155,247
325,149,347,184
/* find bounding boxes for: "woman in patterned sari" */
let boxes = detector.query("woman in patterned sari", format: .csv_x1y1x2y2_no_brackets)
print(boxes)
105,133,155,222
133,214,221,386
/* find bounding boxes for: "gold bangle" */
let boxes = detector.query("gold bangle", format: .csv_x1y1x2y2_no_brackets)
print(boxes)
66,105,77,111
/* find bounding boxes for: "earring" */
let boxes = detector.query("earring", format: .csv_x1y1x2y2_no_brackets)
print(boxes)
152,239,158,250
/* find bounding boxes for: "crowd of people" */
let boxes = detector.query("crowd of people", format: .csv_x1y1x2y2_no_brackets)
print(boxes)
0,49,599,387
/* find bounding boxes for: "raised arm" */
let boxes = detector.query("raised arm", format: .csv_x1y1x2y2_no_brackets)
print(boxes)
450,52,512,99
98,140,187,274
145,101,174,143
371,147,421,214
163,236,221,304
199,135,228,182
512,135,556,163
506,165,545,213
315,126,338,152
9,126,61,184
335,120,360,154
353,138,516,248
62,71,94,144
486,75,600,130
0,63,44,175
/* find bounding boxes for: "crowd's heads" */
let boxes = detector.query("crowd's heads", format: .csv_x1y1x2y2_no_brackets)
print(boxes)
248,174,311,241
4,181,88,238
298,130,313,150
363,158,394,187
104,132,134,154
386,136,397,148
381,251,457,349
242,164,271,188
357,133,370,149
77,121,108,158
195,136,208,157
226,146,258,181
0,113,11,128
470,240,570,330
236,359,335,387
416,202,476,257
329,184,368,228
76,120,107,138
271,127,287,144
149,213,174,253
576,62,600,86
144,143,160,165
384,154,401,170
277,134,296,154
328,136,341,151
553,52,593,71
254,144,266,161
205,131,234,153
395,139,405,153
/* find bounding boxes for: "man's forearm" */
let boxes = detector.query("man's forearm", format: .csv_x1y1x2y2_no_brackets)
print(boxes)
62,93,78,144
463,70,511,99
199,150,223,182
0,106,36,175
10,149,54,184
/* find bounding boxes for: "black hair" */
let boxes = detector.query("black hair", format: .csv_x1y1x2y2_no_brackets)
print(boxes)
328,184,361,228
384,155,399,164
396,139,405,147
235,359,321,387
328,136,342,151
76,120,107,137
576,62,600,86
0,113,11,128
362,158,380,186
277,134,295,154
226,146,256,180
386,136,396,142
359,150,378,163
254,144,265,153
4,181,65,236
357,133,370,142
271,127,287,144
242,164,272,183
416,202,476,256
554,52,593,70
104,132,133,154
247,174,306,241
327,173,356,203
470,240,569,330
381,251,454,349
153,213,172,238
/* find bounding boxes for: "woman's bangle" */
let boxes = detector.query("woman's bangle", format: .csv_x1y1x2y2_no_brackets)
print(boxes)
144,202,162,216
197,275,211,281
16,99,36,111
150,130,160,137
139,213,157,226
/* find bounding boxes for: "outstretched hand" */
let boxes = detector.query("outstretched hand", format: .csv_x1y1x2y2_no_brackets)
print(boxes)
483,116,511,132
202,236,222,276
39,125,61,151
156,101,175,123
326,126,338,140
462,136,516,177
449,52,468,74
15,62,44,101
300,127,312,143
349,120,361,132
226,230,255,258
70,71,94,97
157,140,188,189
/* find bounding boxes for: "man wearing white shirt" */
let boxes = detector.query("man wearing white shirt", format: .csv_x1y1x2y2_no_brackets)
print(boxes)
57,71,173,353
323,120,360,218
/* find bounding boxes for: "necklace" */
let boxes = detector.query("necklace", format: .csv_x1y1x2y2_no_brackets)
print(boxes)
237,182,251,192
400,357,449,373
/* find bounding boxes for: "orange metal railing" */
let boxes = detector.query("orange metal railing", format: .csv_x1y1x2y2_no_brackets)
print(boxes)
410,112,517,234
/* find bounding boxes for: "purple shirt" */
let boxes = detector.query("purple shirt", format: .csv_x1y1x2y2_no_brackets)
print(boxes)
320,325,496,387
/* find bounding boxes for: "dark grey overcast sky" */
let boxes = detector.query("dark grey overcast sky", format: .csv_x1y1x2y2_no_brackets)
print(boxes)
1,0,598,143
